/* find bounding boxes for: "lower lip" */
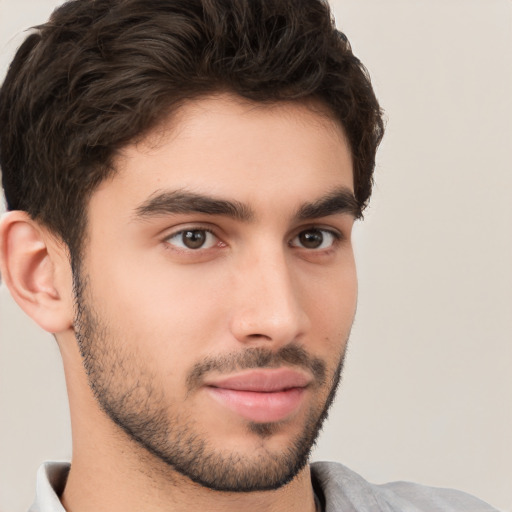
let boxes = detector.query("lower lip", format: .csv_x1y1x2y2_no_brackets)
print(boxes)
206,387,306,423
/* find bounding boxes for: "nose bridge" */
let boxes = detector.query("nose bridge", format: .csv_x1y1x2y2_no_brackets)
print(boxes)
229,243,308,345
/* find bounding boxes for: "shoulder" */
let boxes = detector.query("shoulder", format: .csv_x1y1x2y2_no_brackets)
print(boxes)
310,461,499,512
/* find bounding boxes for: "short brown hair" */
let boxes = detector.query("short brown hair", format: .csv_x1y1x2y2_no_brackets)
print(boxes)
0,0,384,259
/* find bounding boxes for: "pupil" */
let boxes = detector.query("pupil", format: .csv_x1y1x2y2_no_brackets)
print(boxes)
300,230,323,248
183,230,206,249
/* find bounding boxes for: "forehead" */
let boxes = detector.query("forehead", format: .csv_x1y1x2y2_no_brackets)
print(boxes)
90,94,353,220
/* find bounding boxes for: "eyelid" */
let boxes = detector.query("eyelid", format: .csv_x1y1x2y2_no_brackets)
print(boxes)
161,221,219,239
293,224,344,239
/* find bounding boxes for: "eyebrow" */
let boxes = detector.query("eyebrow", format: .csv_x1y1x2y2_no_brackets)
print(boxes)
133,187,360,222
295,187,361,220
134,190,254,222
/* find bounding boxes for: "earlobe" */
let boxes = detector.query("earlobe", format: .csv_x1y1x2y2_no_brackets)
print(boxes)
0,211,74,333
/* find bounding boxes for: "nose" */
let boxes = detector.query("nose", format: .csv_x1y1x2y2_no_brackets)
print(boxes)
228,248,310,346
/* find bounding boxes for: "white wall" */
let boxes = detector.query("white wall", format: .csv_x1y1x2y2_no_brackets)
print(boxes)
1,1,511,511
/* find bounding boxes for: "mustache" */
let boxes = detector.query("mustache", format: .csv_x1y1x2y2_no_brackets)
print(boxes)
186,344,327,392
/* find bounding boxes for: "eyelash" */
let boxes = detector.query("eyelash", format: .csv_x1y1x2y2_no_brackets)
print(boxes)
162,225,343,253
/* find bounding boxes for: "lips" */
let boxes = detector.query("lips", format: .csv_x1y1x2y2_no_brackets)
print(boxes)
204,368,311,423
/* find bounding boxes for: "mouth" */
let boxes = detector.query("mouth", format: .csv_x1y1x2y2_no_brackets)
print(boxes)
204,368,311,423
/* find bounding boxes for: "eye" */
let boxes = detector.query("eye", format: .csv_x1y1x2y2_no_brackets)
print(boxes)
290,228,339,250
165,229,219,250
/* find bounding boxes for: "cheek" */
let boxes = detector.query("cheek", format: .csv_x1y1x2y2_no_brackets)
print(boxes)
300,258,357,336
86,251,230,357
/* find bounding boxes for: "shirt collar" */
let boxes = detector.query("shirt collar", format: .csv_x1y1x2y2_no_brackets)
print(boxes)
30,461,70,512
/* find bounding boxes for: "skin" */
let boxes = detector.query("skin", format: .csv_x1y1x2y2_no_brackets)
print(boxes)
0,94,357,512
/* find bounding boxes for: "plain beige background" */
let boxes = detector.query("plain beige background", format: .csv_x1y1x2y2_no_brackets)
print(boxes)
1,1,511,511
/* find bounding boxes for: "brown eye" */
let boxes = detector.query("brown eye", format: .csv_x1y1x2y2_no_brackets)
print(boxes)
166,229,217,250
299,229,323,248
291,229,338,250
183,230,208,249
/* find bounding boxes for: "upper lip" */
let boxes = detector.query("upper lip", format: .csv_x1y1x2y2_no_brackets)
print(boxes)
204,368,312,392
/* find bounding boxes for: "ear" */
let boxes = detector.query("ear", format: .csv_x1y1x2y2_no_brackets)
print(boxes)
0,211,74,333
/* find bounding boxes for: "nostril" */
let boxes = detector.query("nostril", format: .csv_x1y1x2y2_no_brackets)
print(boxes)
245,333,272,341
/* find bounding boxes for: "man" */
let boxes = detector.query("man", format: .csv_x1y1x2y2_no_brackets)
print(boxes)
0,0,499,511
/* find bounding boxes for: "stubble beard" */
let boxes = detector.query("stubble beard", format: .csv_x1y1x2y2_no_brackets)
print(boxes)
73,271,347,492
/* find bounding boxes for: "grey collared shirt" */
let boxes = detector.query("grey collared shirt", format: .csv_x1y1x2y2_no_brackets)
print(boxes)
29,460,499,512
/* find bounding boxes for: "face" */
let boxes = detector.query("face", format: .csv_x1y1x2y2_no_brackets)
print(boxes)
74,94,357,491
